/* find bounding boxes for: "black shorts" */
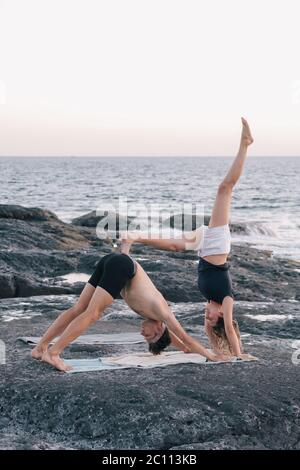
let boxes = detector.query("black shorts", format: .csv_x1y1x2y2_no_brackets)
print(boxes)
88,253,136,299
197,257,234,305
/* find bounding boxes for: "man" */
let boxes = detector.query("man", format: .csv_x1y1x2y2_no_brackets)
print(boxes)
31,248,222,371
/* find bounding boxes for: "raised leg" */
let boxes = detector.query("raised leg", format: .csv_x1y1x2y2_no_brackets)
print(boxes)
31,283,96,360
41,287,113,371
209,118,253,228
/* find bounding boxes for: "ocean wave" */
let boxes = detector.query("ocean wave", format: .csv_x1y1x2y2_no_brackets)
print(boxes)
231,221,277,237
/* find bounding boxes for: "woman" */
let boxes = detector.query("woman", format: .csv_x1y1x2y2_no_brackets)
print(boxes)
121,118,255,359
32,250,223,371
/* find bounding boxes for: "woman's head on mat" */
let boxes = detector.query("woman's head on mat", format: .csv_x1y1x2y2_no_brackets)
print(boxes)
204,301,223,327
141,319,171,355
211,317,241,355
205,301,242,354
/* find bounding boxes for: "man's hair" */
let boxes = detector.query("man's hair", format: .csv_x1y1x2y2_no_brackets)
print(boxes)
149,327,171,355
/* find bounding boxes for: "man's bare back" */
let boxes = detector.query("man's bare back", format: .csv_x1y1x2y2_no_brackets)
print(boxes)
121,261,169,321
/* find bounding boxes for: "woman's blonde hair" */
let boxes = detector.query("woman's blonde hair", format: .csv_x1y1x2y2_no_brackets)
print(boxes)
212,318,242,355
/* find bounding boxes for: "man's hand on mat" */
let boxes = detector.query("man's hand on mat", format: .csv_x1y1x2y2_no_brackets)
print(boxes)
42,350,73,372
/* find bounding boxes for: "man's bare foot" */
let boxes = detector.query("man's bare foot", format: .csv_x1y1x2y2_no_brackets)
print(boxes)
31,344,47,360
241,117,254,146
41,350,72,372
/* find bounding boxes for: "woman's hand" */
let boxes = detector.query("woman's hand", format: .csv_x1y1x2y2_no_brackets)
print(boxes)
238,353,258,361
208,353,232,362
208,353,258,362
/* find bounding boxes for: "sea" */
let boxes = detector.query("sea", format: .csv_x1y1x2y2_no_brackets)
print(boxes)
1,156,299,261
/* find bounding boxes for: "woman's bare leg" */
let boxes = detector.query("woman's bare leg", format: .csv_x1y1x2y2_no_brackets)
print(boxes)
209,117,254,228
42,287,113,371
31,284,95,360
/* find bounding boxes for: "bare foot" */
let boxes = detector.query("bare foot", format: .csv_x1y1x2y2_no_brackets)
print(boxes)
241,117,254,146
120,239,133,255
41,350,72,372
31,344,47,360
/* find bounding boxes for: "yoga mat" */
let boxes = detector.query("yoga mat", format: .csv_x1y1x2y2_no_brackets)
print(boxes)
18,332,144,346
64,358,127,373
65,351,258,373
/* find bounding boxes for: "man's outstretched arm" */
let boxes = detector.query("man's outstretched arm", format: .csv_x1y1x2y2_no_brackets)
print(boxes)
168,330,191,353
163,312,221,361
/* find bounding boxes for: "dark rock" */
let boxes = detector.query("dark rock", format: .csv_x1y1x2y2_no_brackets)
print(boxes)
167,213,210,230
0,273,16,297
0,217,90,252
0,301,299,450
0,272,74,299
0,204,58,222
0,418,10,429
72,210,134,232
170,436,268,450
72,210,103,227
13,275,74,298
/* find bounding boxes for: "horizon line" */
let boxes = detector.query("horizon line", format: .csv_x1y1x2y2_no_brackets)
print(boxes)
0,155,299,159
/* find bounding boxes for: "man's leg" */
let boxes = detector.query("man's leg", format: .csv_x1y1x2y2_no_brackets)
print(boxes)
209,118,253,228
31,283,95,359
42,287,113,371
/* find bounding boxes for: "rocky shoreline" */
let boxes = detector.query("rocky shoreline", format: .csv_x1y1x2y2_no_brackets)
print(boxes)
0,205,299,450
0,205,299,302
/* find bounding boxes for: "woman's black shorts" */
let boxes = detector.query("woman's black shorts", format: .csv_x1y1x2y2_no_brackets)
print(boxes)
198,257,234,305
88,253,136,299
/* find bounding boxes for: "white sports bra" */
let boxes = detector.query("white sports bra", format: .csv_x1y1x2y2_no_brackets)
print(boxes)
197,225,231,257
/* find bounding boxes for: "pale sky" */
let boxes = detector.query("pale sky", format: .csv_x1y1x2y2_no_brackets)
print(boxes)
0,0,299,157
